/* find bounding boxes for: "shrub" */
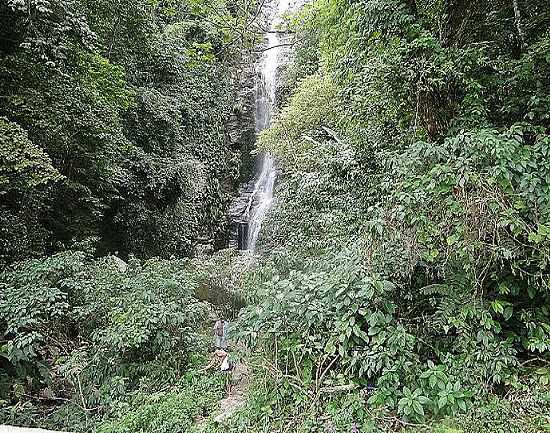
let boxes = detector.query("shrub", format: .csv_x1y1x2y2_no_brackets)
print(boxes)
95,372,224,433
0,252,213,413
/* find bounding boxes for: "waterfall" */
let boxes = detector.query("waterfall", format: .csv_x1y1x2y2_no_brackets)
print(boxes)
244,0,291,253
246,155,277,251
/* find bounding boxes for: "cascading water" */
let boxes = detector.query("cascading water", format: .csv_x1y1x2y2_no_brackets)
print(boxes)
245,155,277,251
243,0,291,253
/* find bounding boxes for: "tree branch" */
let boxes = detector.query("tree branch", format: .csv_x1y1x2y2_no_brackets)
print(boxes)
255,42,294,52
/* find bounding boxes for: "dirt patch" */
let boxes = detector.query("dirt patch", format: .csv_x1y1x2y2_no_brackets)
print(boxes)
213,360,249,424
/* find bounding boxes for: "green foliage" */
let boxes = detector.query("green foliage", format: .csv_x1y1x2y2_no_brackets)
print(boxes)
0,0,95,66
449,388,550,433
95,371,224,433
0,250,245,430
77,53,135,111
0,252,82,370
239,0,550,427
0,117,62,265
0,118,61,191
0,0,259,263
397,386,429,421
204,365,548,433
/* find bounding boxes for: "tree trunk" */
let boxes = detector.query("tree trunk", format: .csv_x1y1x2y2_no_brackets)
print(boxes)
441,0,472,47
512,0,527,51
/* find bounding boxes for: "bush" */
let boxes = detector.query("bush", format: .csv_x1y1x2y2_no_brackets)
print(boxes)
0,251,218,421
95,371,224,433
237,0,550,425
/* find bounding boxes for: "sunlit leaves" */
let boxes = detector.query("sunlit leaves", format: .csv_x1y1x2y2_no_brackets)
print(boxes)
0,118,62,191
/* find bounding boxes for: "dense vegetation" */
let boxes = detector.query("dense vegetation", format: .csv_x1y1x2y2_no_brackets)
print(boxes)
0,248,246,430
0,0,257,265
1,0,549,432
228,0,550,431
0,0,254,429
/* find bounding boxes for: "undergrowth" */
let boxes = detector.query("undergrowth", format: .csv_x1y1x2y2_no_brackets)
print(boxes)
208,362,549,433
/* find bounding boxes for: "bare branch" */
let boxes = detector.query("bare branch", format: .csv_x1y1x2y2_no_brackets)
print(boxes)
255,42,294,52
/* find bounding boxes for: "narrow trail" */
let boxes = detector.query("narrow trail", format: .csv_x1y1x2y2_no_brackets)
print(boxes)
212,361,250,424
196,356,251,430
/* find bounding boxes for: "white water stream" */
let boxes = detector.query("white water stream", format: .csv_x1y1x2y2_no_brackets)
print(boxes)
245,0,291,253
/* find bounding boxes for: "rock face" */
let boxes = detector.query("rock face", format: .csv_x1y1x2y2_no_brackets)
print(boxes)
218,48,261,252
227,60,258,184
179,50,259,255
228,179,257,249
225,39,265,251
